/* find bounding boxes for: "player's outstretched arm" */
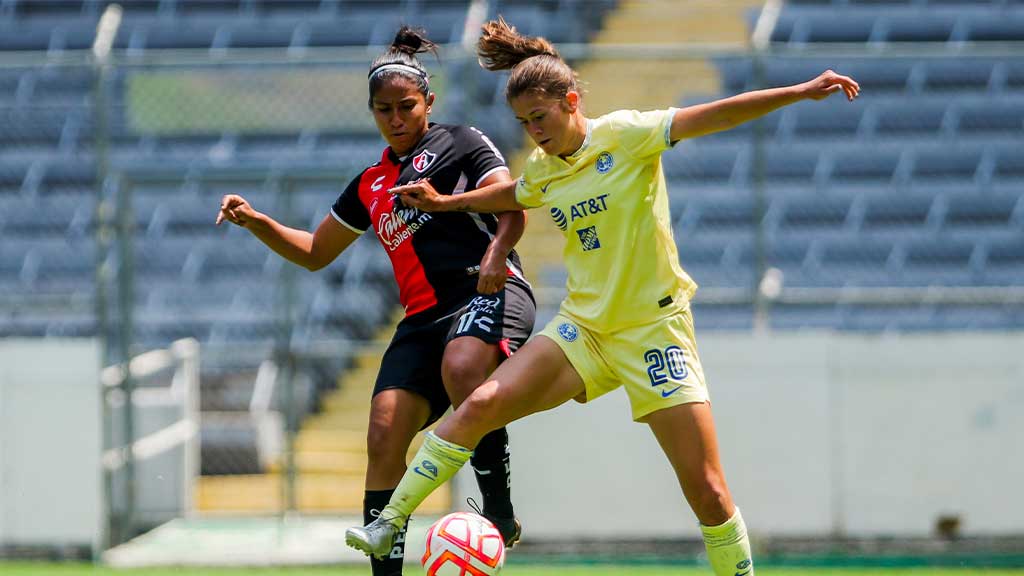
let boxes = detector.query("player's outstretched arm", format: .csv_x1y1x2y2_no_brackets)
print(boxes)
216,194,358,271
392,179,524,214
670,69,860,141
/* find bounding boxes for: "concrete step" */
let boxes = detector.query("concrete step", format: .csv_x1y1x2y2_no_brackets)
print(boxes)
196,472,451,514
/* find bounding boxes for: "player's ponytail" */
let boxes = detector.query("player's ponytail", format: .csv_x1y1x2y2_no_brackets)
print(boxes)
477,17,579,102
368,26,439,105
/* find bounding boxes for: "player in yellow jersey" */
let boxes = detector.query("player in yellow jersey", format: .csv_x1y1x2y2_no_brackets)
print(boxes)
346,17,859,576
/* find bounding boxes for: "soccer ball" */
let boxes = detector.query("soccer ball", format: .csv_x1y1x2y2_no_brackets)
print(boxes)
421,512,506,575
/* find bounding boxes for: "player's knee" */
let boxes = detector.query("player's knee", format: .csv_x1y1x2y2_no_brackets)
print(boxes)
365,423,406,468
460,380,502,423
692,475,733,525
441,354,489,403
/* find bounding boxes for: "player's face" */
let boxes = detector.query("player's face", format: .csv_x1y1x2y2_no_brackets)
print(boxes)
370,76,433,156
510,91,582,157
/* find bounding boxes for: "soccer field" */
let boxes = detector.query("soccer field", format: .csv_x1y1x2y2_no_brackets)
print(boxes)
4,564,1024,576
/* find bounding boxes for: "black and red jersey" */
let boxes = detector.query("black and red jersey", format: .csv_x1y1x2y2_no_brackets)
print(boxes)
331,123,528,318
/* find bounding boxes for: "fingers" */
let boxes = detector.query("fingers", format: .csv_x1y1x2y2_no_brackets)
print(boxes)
217,194,249,227
824,70,860,101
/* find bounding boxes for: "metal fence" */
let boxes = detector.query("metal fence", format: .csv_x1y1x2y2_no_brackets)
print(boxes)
2,40,1023,547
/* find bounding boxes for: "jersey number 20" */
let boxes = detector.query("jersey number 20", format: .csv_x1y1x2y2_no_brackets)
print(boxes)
644,346,688,386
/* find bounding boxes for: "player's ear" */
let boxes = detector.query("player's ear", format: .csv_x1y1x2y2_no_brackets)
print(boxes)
564,90,580,114
425,92,436,114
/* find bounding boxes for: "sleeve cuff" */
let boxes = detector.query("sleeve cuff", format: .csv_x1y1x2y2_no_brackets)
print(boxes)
664,107,678,147
476,165,510,188
330,209,366,234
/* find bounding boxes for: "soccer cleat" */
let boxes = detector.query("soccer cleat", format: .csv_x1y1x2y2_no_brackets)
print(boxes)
344,516,402,560
487,514,522,548
467,497,522,548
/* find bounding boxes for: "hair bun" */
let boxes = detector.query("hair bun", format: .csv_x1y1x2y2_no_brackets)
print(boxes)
392,26,435,55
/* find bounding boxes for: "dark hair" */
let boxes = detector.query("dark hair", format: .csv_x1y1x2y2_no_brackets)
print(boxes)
477,17,578,102
368,26,439,106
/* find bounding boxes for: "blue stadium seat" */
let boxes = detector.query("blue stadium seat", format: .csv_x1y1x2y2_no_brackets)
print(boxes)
881,14,955,42
788,14,879,44
816,237,897,287
911,147,982,184
662,146,739,185
776,194,854,238
28,239,95,290
140,22,227,50
790,100,865,138
225,23,299,49
899,237,980,286
943,193,1019,231
983,236,1024,284
40,161,96,195
860,194,937,235
0,23,53,51
922,60,995,93
873,100,949,136
829,148,900,183
965,15,1024,42
957,101,1024,134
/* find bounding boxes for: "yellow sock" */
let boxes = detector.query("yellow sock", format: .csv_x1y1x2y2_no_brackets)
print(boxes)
381,432,473,527
700,506,754,576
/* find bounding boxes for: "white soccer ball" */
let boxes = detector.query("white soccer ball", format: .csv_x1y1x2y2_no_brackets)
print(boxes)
421,512,506,575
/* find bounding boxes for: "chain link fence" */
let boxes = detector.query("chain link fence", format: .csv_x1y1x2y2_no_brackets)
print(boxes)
2,40,1023,546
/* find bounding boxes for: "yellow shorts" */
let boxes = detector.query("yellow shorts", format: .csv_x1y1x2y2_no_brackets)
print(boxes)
539,307,709,421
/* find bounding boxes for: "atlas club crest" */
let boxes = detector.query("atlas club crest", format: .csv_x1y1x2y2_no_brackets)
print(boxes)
412,149,437,173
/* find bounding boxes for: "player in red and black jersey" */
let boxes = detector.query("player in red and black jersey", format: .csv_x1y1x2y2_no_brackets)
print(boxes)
217,27,533,576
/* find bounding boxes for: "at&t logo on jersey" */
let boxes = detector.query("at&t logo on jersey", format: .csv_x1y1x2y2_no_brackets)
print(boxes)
576,226,601,251
596,151,614,174
557,322,578,342
550,207,568,230
412,149,437,172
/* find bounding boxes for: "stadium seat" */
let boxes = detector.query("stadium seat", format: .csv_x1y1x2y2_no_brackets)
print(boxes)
816,237,898,287
899,237,981,286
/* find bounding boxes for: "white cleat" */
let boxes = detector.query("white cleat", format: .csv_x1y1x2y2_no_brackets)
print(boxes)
345,516,402,559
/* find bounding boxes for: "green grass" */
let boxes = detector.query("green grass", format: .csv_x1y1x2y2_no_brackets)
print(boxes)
3,564,1024,576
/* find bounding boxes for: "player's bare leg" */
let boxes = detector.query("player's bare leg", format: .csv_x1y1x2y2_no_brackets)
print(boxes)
360,389,431,568
645,402,753,576
346,336,584,558
442,336,521,546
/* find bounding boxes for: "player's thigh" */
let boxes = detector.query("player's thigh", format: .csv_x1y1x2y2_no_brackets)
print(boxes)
442,280,537,405
459,334,586,427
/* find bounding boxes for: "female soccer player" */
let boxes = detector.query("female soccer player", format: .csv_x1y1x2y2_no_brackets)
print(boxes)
345,18,859,576
217,27,534,576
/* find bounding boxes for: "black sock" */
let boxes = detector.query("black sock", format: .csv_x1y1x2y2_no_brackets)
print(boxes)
364,489,407,576
470,427,514,519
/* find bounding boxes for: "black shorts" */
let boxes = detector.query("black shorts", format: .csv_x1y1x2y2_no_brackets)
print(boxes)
373,278,536,427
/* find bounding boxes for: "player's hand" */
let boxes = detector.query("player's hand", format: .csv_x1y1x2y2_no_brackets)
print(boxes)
391,179,449,212
800,70,860,102
216,194,258,227
477,245,507,294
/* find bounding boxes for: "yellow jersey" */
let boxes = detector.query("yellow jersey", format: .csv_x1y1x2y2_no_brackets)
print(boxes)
515,108,697,333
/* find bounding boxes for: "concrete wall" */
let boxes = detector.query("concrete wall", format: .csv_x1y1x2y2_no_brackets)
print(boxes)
454,332,1024,539
0,339,102,550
